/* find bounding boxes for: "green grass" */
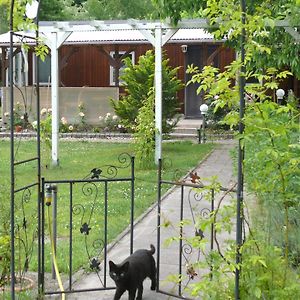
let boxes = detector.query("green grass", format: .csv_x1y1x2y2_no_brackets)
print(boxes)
0,139,214,276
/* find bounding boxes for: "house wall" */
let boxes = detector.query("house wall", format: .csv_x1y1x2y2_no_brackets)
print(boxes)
58,43,232,114
2,86,119,126
3,42,235,123
59,44,189,87
57,43,187,112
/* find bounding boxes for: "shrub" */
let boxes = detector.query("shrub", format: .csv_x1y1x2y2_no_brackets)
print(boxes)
180,57,300,298
76,102,89,132
4,101,29,129
243,101,300,268
111,50,183,134
0,185,10,288
133,88,156,168
98,113,121,132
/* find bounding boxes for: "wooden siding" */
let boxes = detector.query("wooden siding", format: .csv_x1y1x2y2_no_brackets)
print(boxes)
60,44,153,87
59,43,231,88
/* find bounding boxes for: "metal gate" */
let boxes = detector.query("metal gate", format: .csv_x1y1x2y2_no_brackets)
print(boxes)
156,159,236,299
38,153,135,297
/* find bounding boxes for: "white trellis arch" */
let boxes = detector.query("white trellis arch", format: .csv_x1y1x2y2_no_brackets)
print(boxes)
37,18,213,165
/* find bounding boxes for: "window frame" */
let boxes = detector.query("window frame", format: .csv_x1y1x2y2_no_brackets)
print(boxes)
32,53,51,86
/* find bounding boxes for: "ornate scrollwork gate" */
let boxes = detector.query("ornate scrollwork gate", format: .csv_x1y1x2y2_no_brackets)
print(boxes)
156,159,235,299
38,153,135,297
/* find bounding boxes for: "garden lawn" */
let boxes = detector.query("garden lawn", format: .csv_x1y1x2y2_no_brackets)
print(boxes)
0,139,214,274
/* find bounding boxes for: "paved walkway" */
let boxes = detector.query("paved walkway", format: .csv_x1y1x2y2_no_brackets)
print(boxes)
46,140,236,299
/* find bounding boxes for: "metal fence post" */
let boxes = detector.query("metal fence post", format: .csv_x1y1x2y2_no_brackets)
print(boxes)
130,156,135,255
51,184,57,279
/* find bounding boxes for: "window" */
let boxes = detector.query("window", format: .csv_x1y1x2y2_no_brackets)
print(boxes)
33,54,51,85
109,51,135,86
6,50,28,87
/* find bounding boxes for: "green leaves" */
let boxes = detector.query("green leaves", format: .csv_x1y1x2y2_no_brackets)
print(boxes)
112,50,182,135
34,43,49,61
83,0,157,20
156,1,300,299
111,50,183,167
134,88,156,168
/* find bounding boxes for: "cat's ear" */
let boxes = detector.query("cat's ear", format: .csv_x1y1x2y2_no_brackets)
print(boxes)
109,260,116,270
122,261,129,272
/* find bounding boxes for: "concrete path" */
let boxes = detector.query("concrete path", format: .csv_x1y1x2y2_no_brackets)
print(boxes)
46,141,237,300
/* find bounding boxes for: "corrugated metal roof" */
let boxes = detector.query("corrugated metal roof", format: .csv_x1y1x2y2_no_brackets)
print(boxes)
0,26,218,46
65,28,216,44
0,32,36,46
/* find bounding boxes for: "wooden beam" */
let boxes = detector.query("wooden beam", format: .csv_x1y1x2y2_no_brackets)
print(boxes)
60,46,79,70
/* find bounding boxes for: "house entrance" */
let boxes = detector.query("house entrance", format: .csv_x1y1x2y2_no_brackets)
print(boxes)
184,45,220,118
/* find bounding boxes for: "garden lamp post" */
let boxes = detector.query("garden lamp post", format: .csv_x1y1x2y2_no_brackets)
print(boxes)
276,88,285,105
200,103,208,143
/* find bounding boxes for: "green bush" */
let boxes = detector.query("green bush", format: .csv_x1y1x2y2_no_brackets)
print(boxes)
0,185,10,288
133,88,156,168
111,50,183,134
180,58,300,298
244,100,300,267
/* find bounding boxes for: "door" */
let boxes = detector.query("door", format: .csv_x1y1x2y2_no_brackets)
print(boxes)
184,45,220,118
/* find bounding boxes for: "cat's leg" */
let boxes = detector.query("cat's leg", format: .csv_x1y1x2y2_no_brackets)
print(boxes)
150,274,156,290
150,262,156,290
128,287,137,300
114,287,126,300
136,284,143,300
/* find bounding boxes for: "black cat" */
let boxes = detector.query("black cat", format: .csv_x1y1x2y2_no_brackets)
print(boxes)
109,244,156,300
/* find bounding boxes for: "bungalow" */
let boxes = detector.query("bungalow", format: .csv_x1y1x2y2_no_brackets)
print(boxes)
0,20,235,126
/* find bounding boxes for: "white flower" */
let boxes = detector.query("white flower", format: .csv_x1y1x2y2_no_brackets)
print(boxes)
214,95,220,100
40,108,47,116
68,125,74,131
47,108,52,114
112,115,118,120
61,117,68,125
79,112,85,117
117,124,123,129
106,113,111,117
98,116,103,121
4,112,10,117
32,120,37,129
20,115,24,120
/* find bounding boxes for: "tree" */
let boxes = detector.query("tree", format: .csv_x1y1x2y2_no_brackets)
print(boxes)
151,0,300,298
0,0,86,26
153,0,300,78
39,0,86,21
111,50,183,134
111,50,183,166
82,0,158,20
0,0,9,34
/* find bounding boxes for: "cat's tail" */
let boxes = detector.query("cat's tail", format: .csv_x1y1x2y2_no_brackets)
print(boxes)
149,244,155,255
